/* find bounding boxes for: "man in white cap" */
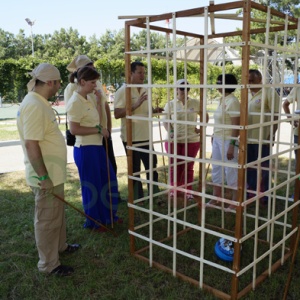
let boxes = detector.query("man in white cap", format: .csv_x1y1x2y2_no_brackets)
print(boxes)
17,63,80,276
64,55,124,201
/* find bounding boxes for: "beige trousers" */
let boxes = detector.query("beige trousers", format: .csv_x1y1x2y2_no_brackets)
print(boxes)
31,184,67,273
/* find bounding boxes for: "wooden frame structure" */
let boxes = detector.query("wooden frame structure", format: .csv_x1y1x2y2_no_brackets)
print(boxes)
120,1,300,299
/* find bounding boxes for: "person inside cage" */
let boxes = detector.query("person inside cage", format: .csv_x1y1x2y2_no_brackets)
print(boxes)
163,79,208,200
207,74,240,211
247,69,280,206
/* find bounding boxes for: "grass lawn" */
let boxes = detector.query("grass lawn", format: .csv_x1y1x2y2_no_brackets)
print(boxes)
1,102,300,299
1,157,300,299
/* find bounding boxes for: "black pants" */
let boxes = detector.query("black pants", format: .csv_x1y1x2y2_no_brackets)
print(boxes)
123,141,159,200
103,136,117,175
103,136,121,200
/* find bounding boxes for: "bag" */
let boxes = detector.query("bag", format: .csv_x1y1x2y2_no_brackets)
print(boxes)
65,114,76,146
66,129,76,146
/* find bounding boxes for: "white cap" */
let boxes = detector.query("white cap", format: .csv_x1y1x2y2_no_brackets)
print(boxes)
27,63,60,91
176,79,189,85
67,55,93,72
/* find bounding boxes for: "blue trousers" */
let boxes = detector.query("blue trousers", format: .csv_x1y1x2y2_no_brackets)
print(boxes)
74,145,119,228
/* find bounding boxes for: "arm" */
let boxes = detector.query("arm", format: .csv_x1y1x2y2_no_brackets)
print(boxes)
227,116,240,160
283,99,298,128
114,91,148,119
105,101,112,133
195,113,209,134
69,121,109,138
25,140,53,189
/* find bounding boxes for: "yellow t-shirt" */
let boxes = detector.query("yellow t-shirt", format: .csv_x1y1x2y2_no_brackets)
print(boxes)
247,87,280,143
67,91,103,146
17,92,67,187
213,93,240,139
114,85,150,142
64,81,107,128
286,87,300,136
163,98,200,143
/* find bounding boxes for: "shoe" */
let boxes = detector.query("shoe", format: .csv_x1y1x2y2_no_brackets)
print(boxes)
259,198,268,208
224,205,236,213
115,218,123,224
96,226,108,233
63,244,80,253
186,194,194,201
50,265,74,276
206,200,221,208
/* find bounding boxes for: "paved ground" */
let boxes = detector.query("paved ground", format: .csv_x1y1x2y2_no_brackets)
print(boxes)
0,102,295,173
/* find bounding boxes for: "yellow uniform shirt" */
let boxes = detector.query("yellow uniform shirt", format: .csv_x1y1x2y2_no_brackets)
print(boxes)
213,93,240,139
64,81,107,128
248,88,280,143
114,85,150,142
163,98,200,143
286,87,300,136
67,91,103,146
17,92,67,187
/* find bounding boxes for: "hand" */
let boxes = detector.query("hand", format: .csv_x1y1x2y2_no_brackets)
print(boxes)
94,89,102,101
137,92,148,106
101,128,109,138
153,107,164,113
194,127,200,134
293,120,299,128
227,145,234,160
39,178,54,190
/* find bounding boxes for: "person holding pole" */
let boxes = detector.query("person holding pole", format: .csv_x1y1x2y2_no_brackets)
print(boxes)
17,63,80,276
65,55,124,202
66,66,121,231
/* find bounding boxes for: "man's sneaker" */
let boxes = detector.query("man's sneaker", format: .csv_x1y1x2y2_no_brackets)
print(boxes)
50,265,74,276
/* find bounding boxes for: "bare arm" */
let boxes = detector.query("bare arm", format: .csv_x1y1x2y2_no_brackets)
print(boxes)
227,116,240,160
105,101,112,133
114,91,148,119
25,140,53,189
69,121,109,138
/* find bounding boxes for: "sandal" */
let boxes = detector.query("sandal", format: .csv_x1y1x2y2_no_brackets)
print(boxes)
206,200,221,208
50,265,74,276
64,244,81,253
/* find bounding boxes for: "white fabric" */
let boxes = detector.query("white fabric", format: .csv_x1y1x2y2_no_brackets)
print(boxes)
211,137,238,187
67,55,93,72
27,63,60,91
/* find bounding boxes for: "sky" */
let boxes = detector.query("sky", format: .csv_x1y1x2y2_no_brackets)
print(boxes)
0,0,241,39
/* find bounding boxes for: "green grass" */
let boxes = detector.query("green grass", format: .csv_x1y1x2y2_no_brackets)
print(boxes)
1,157,300,299
1,110,300,299
0,112,120,142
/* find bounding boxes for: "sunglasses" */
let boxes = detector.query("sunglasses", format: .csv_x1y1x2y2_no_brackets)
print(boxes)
179,87,190,92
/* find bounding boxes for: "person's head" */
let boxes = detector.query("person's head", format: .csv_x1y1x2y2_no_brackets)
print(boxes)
249,69,262,93
27,63,61,97
131,61,145,84
67,55,93,72
176,79,190,99
216,74,238,93
72,66,100,93
68,55,95,83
